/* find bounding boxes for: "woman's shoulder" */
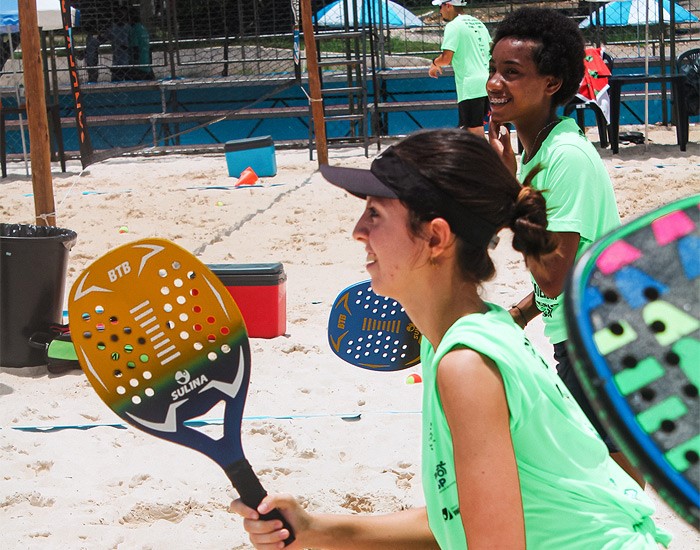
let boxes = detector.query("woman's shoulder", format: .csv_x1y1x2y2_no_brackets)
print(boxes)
437,306,515,355
548,119,600,155
539,121,607,174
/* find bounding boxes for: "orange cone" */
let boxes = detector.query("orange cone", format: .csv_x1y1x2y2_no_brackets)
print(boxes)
235,166,260,187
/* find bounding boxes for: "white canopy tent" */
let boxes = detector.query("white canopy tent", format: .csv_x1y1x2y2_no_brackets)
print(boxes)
0,0,78,33
0,0,77,174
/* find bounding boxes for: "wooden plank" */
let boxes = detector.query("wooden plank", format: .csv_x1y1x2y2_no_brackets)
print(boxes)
300,0,327,165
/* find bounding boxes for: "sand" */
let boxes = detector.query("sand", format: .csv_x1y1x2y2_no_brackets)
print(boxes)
1,124,699,549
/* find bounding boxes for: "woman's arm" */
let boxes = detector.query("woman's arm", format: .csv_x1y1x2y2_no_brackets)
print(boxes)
525,231,581,298
509,292,539,329
231,494,439,550
438,349,526,549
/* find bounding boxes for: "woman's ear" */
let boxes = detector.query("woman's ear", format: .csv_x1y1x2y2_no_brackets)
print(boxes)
427,217,454,259
545,76,563,98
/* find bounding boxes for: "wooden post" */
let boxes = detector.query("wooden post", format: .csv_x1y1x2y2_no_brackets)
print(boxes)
300,0,328,165
18,0,56,227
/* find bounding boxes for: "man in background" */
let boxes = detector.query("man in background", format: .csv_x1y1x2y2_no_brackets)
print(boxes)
128,8,155,80
77,0,115,83
429,0,490,137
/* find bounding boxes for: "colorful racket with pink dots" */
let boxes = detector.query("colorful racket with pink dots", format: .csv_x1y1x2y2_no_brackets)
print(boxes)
565,194,699,528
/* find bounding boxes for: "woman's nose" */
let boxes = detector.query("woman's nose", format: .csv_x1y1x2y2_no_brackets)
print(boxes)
352,211,369,242
352,219,364,242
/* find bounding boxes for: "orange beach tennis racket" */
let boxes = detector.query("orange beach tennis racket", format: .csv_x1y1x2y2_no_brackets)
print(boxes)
68,238,294,545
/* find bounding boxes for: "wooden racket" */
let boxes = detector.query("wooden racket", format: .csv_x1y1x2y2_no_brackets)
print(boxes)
328,280,421,372
565,194,699,528
68,238,294,544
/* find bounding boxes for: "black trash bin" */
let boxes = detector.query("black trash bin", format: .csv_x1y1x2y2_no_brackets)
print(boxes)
0,223,77,367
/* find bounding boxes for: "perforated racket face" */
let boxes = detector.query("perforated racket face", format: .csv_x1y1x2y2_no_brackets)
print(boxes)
68,239,251,468
566,195,700,526
328,280,421,371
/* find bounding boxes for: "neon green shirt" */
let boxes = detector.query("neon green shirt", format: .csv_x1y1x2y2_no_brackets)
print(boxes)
520,117,620,344
420,305,670,549
441,15,490,102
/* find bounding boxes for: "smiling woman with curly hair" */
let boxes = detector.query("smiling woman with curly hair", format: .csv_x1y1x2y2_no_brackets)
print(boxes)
487,8,650,489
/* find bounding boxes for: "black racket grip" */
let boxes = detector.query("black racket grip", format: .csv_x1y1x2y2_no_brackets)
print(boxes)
225,459,295,546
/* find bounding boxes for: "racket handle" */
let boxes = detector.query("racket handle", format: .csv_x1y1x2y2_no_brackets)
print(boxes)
225,459,296,546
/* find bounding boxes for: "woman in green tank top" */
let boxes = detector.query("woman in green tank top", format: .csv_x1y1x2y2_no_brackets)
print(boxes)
229,128,669,549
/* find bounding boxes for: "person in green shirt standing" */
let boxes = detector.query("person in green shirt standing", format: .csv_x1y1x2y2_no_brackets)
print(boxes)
487,7,645,487
429,0,490,137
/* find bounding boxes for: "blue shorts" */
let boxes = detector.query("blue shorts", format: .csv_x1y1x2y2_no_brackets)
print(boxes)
553,342,619,453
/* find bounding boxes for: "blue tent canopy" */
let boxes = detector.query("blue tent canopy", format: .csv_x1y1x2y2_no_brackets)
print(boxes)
315,0,423,28
580,0,698,28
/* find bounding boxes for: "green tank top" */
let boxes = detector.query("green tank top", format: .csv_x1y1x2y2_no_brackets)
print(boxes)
420,304,670,548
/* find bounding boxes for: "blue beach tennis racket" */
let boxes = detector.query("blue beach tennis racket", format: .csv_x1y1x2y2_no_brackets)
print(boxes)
565,194,700,528
68,238,294,545
328,280,421,371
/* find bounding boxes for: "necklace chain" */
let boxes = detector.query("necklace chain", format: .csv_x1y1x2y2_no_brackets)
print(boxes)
524,119,559,163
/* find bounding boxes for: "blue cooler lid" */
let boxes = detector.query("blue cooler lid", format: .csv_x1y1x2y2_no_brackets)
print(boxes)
225,136,274,152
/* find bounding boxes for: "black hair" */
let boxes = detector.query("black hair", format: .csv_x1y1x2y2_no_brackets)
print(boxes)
129,8,141,24
390,129,556,283
492,7,585,106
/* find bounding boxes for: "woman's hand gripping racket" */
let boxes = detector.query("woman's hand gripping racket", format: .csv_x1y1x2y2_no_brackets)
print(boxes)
68,238,294,544
328,280,421,371
565,194,699,528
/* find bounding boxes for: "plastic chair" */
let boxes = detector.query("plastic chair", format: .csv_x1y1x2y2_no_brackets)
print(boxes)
677,48,699,116
564,98,610,148
564,50,613,148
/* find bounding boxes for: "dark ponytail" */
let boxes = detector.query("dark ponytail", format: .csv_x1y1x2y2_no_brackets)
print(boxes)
389,129,557,282
510,167,558,258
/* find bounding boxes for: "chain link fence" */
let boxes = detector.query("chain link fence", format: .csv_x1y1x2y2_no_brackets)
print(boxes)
0,0,696,161
354,0,698,67
0,0,302,159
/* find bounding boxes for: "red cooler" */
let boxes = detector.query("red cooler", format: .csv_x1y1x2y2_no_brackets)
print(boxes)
208,263,287,338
